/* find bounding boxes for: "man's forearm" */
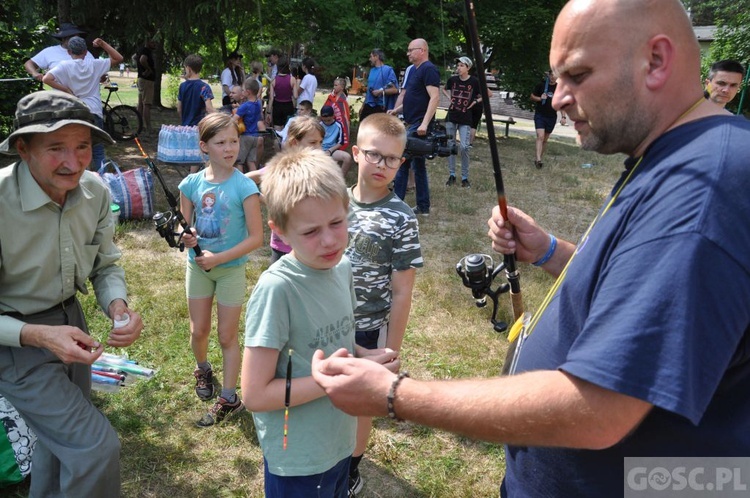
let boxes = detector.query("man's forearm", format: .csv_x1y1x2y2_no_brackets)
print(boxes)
24,60,43,81
421,90,440,129
393,369,651,449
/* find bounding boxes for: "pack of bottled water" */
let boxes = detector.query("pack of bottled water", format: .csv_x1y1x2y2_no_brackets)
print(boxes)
157,125,203,163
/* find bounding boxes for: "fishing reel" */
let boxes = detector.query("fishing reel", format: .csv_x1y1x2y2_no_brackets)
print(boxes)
456,254,511,333
152,211,186,251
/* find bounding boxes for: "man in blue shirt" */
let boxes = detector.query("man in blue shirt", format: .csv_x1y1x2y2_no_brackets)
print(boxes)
360,49,399,121
389,39,440,216
312,1,750,496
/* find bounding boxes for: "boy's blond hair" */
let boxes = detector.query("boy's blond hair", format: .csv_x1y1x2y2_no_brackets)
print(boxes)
263,148,349,231
286,116,324,146
357,113,407,150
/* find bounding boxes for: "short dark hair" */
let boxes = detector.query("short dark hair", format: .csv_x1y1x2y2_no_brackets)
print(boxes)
265,48,282,58
277,56,291,74
243,78,260,94
183,54,203,73
708,60,745,80
371,49,385,62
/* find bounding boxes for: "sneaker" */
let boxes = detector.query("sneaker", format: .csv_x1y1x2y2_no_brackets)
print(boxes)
445,175,456,186
412,206,430,217
534,160,544,169
194,367,215,401
461,179,471,188
196,396,245,427
349,467,364,497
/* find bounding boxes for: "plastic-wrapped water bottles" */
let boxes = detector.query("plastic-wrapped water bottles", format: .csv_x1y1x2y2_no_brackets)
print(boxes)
157,125,167,160
157,124,202,163
189,126,201,162
167,126,177,162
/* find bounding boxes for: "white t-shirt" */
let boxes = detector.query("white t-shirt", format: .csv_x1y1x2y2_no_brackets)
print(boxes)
31,45,93,71
47,58,112,117
220,67,241,98
298,74,318,104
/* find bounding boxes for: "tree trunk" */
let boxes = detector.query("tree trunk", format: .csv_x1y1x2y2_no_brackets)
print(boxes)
152,39,164,108
58,0,71,23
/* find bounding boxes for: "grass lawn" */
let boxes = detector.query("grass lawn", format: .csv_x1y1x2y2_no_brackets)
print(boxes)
4,77,625,497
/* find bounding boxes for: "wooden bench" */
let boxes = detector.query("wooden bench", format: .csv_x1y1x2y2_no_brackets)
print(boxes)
493,117,516,138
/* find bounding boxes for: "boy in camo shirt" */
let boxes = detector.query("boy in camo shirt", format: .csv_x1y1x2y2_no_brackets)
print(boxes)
344,113,423,495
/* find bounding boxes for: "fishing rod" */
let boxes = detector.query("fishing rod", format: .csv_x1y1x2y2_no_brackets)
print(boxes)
133,136,204,259
457,0,524,374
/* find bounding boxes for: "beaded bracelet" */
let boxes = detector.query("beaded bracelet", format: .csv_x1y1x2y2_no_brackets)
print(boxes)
387,371,410,421
533,234,557,267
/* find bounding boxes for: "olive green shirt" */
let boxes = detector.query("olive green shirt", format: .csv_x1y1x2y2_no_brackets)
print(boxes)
0,161,127,347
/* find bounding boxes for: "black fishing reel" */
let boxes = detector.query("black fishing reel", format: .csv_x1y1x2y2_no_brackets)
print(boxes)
456,254,511,333
153,211,186,251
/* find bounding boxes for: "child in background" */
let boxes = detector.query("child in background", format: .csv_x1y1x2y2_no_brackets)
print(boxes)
344,113,423,495
246,115,325,263
298,57,318,104
277,99,313,144
179,113,264,427
323,77,351,152
234,79,266,173
178,54,215,173
442,56,479,188
241,148,399,497
178,54,215,126
320,105,353,178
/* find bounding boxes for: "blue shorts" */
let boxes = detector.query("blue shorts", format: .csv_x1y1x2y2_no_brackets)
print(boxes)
534,114,557,134
264,455,350,497
355,324,388,350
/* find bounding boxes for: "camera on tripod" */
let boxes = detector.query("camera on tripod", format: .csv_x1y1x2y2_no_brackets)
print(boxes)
403,122,457,160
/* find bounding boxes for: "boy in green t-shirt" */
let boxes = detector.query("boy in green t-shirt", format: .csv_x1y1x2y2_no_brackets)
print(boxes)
241,148,399,497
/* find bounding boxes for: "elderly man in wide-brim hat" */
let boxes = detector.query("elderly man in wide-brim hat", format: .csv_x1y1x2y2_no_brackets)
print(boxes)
24,22,94,82
0,91,143,496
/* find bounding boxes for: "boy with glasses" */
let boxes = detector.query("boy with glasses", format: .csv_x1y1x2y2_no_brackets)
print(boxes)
345,113,423,496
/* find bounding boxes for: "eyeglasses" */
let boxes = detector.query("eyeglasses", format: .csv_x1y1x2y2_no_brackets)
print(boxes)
406,47,424,53
360,149,403,169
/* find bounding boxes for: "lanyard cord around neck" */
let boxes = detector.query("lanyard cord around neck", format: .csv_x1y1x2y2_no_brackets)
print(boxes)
521,155,643,338
518,96,706,340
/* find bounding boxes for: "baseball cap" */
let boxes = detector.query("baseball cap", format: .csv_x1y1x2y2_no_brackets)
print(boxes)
320,105,335,117
0,91,115,155
456,56,473,69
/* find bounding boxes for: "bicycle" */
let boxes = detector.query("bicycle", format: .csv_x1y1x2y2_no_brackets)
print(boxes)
102,83,142,141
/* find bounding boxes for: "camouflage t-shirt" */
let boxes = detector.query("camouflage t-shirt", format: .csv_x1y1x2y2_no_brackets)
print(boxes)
346,187,424,332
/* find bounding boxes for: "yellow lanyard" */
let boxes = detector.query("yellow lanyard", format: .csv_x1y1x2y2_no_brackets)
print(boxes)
509,156,643,342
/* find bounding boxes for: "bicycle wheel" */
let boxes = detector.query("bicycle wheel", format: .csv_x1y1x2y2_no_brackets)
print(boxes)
106,105,143,141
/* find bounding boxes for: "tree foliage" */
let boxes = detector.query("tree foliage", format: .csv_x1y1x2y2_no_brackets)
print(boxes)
7,0,746,121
